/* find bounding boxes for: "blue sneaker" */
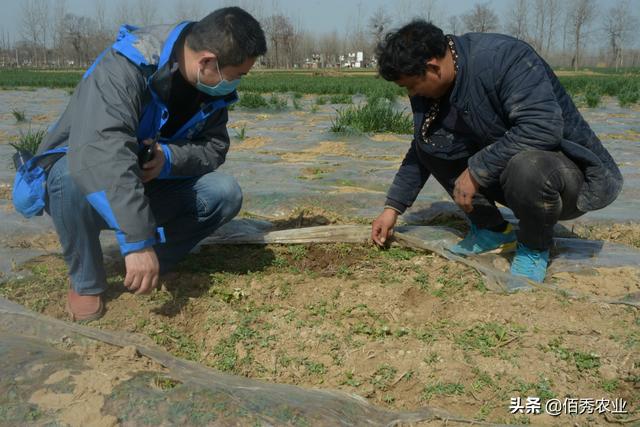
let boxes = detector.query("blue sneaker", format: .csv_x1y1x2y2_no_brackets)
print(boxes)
510,243,550,283
448,223,517,256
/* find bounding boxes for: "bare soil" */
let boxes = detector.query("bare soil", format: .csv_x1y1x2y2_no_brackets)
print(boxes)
2,219,639,426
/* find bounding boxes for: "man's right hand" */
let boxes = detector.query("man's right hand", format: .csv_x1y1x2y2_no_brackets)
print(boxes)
371,208,399,247
124,247,160,295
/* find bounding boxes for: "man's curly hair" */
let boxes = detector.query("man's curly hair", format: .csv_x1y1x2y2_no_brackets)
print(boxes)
376,20,447,81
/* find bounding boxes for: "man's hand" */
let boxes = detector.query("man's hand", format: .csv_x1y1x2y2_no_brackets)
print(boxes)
371,208,399,246
141,139,165,183
453,168,480,213
124,247,160,295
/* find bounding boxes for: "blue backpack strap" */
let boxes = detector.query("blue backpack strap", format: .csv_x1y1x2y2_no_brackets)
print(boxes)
31,146,68,164
21,146,69,171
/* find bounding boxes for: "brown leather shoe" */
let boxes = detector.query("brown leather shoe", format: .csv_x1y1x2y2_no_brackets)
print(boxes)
66,289,105,322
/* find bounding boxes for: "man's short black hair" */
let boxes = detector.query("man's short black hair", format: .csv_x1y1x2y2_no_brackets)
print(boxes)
186,7,267,68
376,20,447,81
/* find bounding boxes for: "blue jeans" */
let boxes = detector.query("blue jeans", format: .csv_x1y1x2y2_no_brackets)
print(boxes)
45,156,242,295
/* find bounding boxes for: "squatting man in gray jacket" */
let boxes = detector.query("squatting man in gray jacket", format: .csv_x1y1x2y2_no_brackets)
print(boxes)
37,7,267,321
371,21,622,289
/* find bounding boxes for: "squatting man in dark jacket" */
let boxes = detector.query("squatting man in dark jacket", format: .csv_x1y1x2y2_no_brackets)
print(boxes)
37,7,267,321
371,21,622,287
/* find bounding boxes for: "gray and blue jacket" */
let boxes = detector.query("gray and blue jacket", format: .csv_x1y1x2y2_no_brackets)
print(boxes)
385,33,623,214
38,22,237,255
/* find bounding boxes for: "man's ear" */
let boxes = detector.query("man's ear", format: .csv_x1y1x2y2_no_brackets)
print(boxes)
198,52,217,69
425,58,441,76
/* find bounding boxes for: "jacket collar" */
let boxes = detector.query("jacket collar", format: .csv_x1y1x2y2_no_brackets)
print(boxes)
448,34,470,112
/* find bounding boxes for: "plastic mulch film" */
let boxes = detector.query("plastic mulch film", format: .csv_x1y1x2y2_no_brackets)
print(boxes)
0,297,515,427
203,221,640,307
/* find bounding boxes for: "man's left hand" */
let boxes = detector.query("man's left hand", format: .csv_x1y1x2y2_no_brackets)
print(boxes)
141,141,165,183
454,168,480,213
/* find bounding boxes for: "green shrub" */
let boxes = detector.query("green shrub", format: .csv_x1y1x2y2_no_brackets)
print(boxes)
237,92,268,109
618,90,639,107
268,94,287,110
233,125,247,140
584,86,601,108
330,98,412,134
315,95,328,105
10,127,47,155
11,109,26,122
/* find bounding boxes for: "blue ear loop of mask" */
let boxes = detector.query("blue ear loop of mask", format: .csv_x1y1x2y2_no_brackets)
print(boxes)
196,59,240,97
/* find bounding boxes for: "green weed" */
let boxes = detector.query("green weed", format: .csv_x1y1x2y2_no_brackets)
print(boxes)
10,127,47,155
341,370,362,387
455,322,513,356
573,351,601,372
618,90,639,107
233,125,247,140
370,364,397,390
584,86,601,108
422,382,465,400
268,93,287,110
237,92,268,109
315,95,328,105
330,98,412,134
11,109,26,122
381,247,417,260
329,94,352,104
601,379,619,392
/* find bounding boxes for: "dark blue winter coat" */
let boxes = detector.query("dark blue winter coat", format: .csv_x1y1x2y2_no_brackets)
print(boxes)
385,33,623,214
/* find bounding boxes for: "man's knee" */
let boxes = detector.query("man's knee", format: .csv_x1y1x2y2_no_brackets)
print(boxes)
501,150,565,192
197,172,243,219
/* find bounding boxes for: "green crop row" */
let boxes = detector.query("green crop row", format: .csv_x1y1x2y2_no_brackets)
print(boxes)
1,69,639,107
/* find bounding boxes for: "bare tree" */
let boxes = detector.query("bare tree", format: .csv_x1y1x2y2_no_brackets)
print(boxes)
64,13,94,66
263,14,295,68
604,0,637,70
173,0,204,22
135,0,158,27
369,6,393,48
93,0,113,56
21,0,41,65
529,0,562,56
34,0,49,66
531,0,547,52
506,0,529,40
544,0,561,56
52,0,67,66
447,15,461,35
95,0,108,34
394,0,415,25
318,31,340,68
568,0,596,71
421,0,442,23
113,0,134,27
462,2,499,33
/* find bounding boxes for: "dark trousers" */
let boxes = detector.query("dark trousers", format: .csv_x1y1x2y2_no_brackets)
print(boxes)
416,149,586,250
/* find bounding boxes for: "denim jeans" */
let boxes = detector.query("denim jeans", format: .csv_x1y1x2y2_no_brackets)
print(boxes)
416,149,585,250
45,156,242,295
